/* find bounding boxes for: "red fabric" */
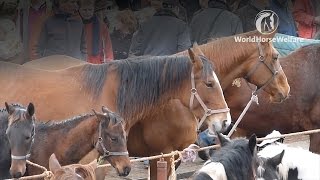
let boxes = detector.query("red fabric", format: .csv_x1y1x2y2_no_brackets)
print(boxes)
293,0,317,39
84,20,113,64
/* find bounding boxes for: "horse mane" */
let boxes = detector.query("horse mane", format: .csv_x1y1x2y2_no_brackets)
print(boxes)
0,103,24,113
200,30,271,75
37,114,95,131
80,55,213,119
210,137,255,180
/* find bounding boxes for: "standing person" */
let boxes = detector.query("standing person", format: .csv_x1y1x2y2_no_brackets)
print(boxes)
19,0,53,61
190,0,243,44
36,0,86,59
0,18,23,64
235,0,270,32
129,0,191,56
270,0,297,36
79,0,113,63
293,0,320,39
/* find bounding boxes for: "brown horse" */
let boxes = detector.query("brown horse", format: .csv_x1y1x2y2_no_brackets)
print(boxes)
126,31,290,178
225,44,320,153
0,47,230,178
4,103,130,178
49,153,97,180
0,46,230,130
21,31,290,179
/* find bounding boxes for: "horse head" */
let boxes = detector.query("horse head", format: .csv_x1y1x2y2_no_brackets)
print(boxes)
5,102,35,178
183,43,231,133
243,31,290,103
92,107,131,176
256,150,284,180
49,153,97,180
192,133,258,180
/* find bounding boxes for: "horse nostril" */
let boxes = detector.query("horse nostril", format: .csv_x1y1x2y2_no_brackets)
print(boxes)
12,172,22,178
123,166,131,176
222,120,228,128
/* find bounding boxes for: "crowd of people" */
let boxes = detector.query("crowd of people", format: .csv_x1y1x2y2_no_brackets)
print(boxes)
0,0,319,64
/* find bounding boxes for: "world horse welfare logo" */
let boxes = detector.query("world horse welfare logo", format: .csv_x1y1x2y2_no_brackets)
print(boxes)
255,10,279,35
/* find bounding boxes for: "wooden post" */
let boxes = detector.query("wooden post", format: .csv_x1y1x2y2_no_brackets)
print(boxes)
157,158,167,180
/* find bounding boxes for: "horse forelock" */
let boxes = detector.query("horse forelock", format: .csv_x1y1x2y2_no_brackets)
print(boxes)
6,104,36,126
211,138,256,180
116,55,208,120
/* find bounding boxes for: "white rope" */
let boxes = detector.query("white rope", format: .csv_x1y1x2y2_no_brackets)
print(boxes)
227,93,259,137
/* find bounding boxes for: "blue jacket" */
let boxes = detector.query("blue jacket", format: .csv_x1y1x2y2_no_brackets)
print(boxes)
270,0,297,36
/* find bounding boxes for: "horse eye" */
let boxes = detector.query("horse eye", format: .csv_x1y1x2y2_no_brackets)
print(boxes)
205,82,214,88
25,136,31,140
111,137,118,142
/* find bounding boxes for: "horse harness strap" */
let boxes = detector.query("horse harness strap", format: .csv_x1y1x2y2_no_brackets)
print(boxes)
189,66,230,131
244,42,280,95
11,123,35,160
95,121,129,159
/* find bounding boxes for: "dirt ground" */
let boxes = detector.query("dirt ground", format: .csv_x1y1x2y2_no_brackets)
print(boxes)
103,135,310,180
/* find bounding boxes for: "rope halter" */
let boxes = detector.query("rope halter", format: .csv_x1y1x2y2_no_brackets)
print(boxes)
95,120,129,160
189,56,230,132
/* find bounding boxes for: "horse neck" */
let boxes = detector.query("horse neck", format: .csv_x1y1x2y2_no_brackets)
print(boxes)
33,115,99,166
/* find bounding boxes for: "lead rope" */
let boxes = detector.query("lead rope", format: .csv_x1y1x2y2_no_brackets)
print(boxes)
227,92,259,137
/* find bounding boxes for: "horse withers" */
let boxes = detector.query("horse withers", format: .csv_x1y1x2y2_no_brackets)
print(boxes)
4,103,130,178
191,133,257,180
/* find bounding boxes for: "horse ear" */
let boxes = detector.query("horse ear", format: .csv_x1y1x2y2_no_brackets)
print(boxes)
188,47,203,72
101,106,111,114
49,153,62,174
5,102,14,115
269,150,284,166
26,103,35,118
92,109,110,125
217,133,230,146
75,167,89,179
248,134,257,154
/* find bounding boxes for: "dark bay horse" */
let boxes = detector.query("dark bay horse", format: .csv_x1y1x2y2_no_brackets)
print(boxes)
225,44,320,153
191,134,258,180
0,104,30,179
4,103,130,178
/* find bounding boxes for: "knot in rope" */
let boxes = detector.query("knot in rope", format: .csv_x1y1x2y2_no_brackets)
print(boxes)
180,144,199,163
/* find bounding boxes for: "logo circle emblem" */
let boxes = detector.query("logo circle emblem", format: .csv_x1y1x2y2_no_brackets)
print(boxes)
255,10,279,34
